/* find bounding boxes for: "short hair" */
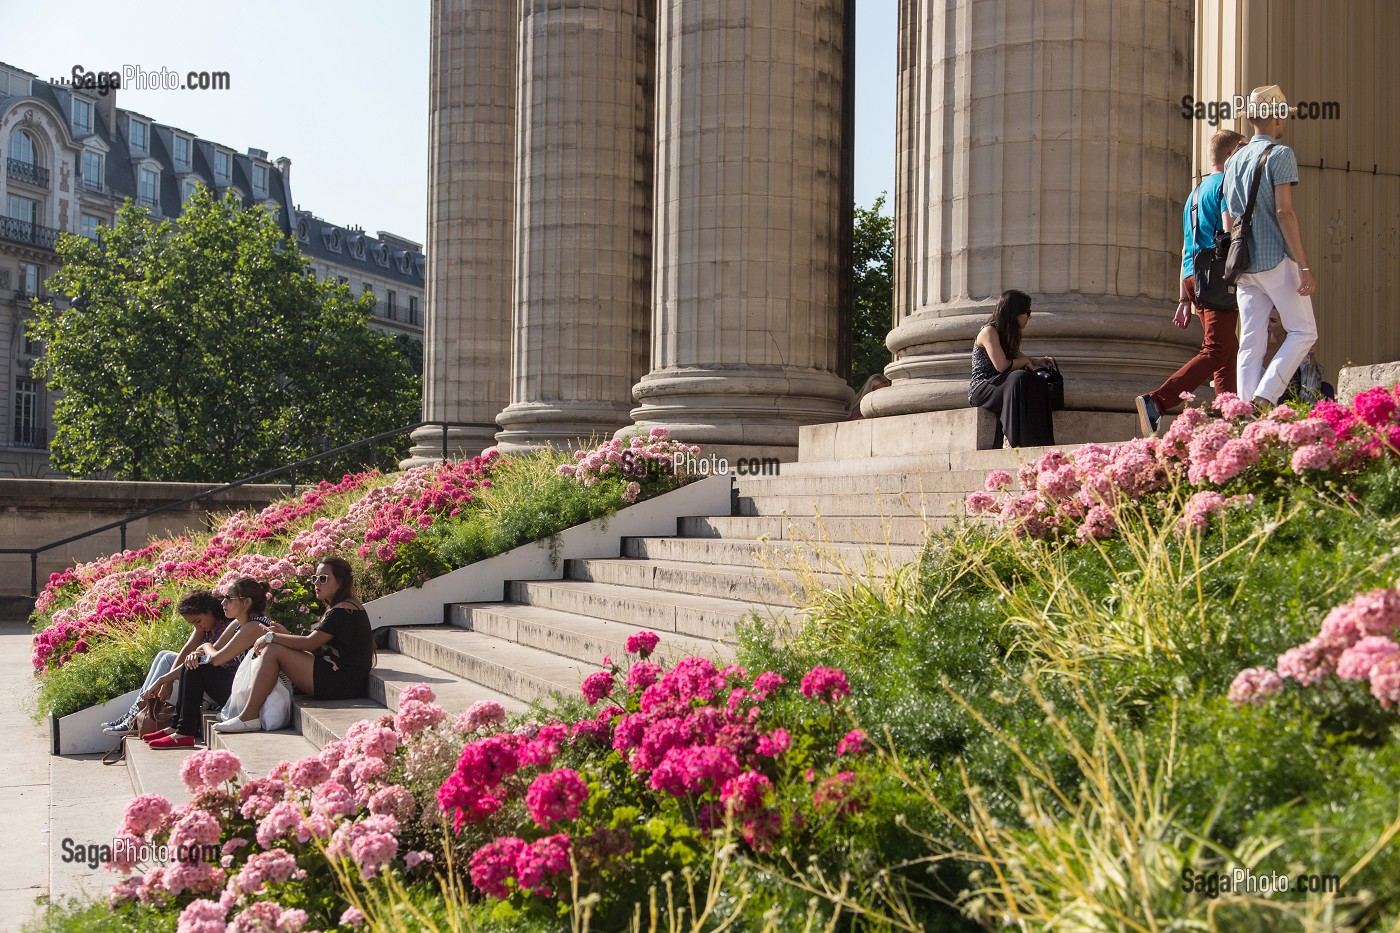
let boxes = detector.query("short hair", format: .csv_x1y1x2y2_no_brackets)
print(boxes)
1209,129,1247,164
176,589,225,621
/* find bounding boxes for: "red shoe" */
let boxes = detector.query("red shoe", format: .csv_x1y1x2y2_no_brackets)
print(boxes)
148,734,198,749
141,728,174,742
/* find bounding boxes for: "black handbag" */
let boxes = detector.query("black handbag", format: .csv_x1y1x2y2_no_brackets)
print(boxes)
1034,363,1065,411
1222,144,1276,284
1190,181,1236,312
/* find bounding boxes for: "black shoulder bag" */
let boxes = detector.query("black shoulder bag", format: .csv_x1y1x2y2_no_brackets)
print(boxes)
1221,144,1276,284
1190,180,1237,312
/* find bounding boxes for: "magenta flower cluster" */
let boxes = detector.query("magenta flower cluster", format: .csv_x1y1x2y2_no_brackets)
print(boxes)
966,386,1400,542
1229,587,1400,708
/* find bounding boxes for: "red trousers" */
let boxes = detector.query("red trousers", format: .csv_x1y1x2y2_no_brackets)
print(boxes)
1149,309,1238,414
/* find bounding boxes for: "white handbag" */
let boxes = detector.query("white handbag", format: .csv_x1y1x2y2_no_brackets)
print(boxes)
222,650,293,731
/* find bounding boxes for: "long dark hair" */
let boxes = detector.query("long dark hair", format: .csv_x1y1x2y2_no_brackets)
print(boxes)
987,290,1032,359
228,577,267,615
318,556,358,609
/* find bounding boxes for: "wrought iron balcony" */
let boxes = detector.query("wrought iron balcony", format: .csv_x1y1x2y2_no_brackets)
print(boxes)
81,176,105,193
0,216,59,250
12,425,48,450
6,158,49,188
137,194,159,210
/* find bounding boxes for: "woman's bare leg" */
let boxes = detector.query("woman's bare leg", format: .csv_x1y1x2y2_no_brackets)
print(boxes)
235,646,315,722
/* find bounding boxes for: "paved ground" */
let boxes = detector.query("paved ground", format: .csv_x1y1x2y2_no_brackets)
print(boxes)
0,621,134,931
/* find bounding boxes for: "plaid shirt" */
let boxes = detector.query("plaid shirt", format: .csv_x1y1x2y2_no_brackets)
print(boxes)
1221,134,1300,274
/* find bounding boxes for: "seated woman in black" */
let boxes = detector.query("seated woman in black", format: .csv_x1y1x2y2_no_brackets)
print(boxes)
144,577,268,748
214,556,374,733
968,289,1057,448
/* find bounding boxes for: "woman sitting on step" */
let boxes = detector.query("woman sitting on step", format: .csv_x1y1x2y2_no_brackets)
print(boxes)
214,556,375,734
100,589,229,736
144,577,269,749
968,289,1057,448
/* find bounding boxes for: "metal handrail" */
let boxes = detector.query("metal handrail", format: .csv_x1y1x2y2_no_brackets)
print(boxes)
0,419,497,596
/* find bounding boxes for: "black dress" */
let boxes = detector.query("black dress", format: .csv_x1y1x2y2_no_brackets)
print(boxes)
968,344,1056,448
311,606,374,700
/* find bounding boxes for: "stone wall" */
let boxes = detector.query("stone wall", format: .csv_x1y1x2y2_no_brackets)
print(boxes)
0,480,287,599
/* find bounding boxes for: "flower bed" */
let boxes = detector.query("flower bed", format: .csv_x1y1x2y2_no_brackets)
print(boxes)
31,431,700,719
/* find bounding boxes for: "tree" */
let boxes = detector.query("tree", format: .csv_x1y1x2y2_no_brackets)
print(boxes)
33,189,421,483
850,195,894,390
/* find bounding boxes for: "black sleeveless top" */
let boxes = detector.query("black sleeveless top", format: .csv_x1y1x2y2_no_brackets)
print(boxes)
970,344,1002,398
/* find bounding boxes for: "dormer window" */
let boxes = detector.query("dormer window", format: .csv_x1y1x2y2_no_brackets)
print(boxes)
296,217,309,242
373,243,389,267
352,237,366,260
80,150,104,191
324,228,341,253
173,135,191,168
138,168,159,210
71,97,93,133
252,164,268,195
396,252,411,274
130,119,148,153
182,179,200,203
214,150,232,183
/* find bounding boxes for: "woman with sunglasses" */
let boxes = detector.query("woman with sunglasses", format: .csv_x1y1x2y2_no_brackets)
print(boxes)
214,556,374,733
968,289,1057,448
144,577,269,749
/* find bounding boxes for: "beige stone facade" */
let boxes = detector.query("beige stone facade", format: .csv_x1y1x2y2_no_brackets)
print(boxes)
494,0,654,451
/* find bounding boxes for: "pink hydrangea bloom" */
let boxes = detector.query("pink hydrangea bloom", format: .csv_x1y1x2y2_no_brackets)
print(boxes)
1277,636,1349,686
756,728,791,757
836,729,867,756
395,699,447,738
1369,654,1400,707
398,683,437,704
800,666,850,704
1337,636,1400,680
120,793,173,838
469,836,526,899
525,768,590,826
454,699,508,733
1290,443,1334,473
625,630,661,657
581,671,615,706
984,469,1014,492
1227,667,1286,705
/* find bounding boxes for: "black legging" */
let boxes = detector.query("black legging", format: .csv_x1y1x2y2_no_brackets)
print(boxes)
969,369,1056,448
173,664,237,737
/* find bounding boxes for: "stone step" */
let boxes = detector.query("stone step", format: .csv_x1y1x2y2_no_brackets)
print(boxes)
291,698,386,751
211,730,320,780
389,626,592,707
735,492,963,518
774,446,1082,478
123,737,200,803
505,578,785,641
368,651,531,719
732,469,994,498
565,557,841,608
451,602,736,668
677,514,945,545
621,535,923,571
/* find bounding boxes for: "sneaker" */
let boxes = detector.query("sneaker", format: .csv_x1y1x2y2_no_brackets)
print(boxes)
141,727,174,742
102,716,135,735
148,734,198,749
213,717,262,734
1135,395,1161,436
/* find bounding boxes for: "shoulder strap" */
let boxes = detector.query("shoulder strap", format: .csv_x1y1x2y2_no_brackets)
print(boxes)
1241,144,1277,226
1189,179,1203,241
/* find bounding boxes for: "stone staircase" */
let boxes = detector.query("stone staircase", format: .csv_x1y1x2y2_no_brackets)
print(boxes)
114,410,1071,803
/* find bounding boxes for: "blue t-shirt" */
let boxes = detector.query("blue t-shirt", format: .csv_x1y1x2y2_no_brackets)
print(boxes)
1181,172,1226,280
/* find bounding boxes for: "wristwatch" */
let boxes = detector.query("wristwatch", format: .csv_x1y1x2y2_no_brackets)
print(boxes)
262,632,275,646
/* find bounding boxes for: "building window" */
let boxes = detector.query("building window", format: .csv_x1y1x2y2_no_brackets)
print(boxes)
81,150,104,191
338,276,348,286
17,262,39,297
138,169,159,209
387,290,397,320
173,135,191,167
183,180,199,203
21,322,36,357
11,129,37,166
80,214,101,239
71,97,93,133
214,150,231,182
408,295,419,325
14,378,40,448
129,119,148,152
6,194,38,224
253,164,268,194
362,283,376,312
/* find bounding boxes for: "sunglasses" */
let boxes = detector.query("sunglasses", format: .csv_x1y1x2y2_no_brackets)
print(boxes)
310,574,332,585
219,594,246,604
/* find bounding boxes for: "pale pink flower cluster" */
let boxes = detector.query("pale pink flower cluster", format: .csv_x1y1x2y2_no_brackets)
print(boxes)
1229,587,1400,709
556,428,701,488
453,698,508,734
180,749,242,793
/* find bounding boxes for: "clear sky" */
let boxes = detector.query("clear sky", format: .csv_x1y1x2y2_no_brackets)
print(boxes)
7,0,897,245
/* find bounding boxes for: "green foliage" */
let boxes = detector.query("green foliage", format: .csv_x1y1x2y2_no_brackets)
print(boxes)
850,195,893,390
22,898,175,933
31,189,420,482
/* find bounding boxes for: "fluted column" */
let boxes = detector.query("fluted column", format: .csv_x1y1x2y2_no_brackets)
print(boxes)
494,0,655,451
404,0,516,466
630,0,854,451
867,0,1196,417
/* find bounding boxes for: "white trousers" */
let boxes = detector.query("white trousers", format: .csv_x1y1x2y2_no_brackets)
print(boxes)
1236,257,1318,403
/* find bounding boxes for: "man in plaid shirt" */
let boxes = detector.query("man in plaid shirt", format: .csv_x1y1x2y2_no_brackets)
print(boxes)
1221,85,1318,409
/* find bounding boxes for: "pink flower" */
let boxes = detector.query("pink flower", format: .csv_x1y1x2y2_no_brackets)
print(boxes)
625,630,661,658
395,699,447,738
1353,387,1398,428
800,666,850,704
1370,654,1400,707
339,907,367,928
1320,589,1400,642
1227,667,1286,705
626,660,663,693
398,683,437,704
581,671,615,706
836,729,867,756
984,470,1014,491
178,749,241,793
1290,443,1334,473
177,898,228,933
965,491,997,515
1277,636,1349,686
813,771,862,816
1213,392,1256,420
470,836,525,898
120,793,173,838
720,771,772,814
287,756,331,790
1337,636,1400,680
514,833,571,897
454,699,508,733
756,728,791,757
750,671,787,699
525,768,590,826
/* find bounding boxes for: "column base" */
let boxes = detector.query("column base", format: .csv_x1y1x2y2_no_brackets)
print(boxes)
494,401,637,453
630,366,854,448
400,423,501,469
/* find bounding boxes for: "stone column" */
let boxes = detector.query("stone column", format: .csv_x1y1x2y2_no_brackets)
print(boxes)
404,0,516,466
866,0,1196,418
494,0,655,451
630,0,854,453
